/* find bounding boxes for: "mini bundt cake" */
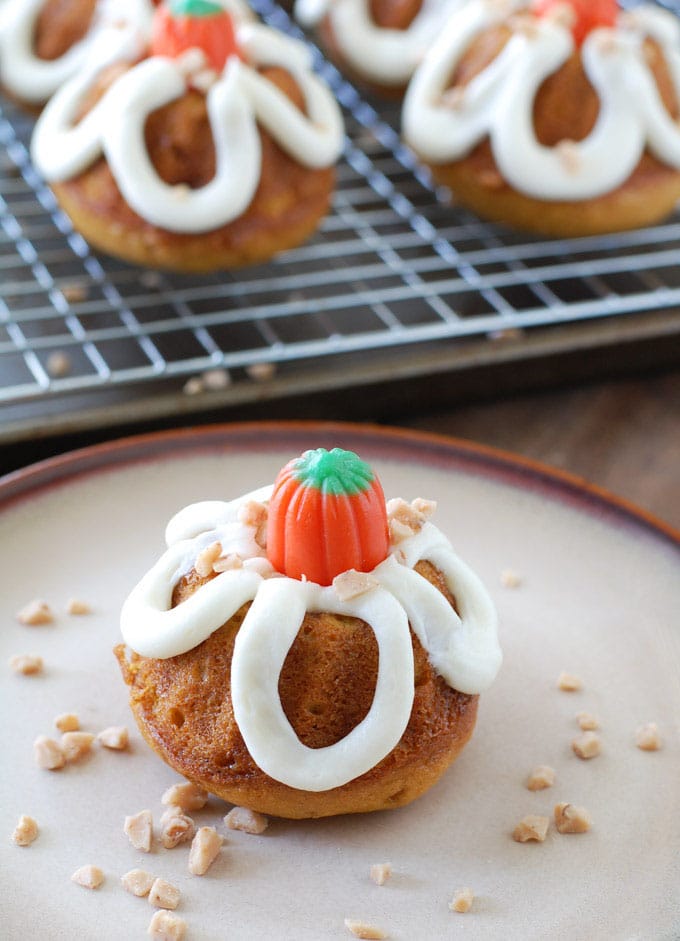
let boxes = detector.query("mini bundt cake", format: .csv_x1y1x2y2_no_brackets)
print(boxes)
403,0,680,236
30,0,344,270
117,447,502,819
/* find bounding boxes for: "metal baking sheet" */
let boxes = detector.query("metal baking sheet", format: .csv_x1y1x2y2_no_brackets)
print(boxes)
2,0,680,444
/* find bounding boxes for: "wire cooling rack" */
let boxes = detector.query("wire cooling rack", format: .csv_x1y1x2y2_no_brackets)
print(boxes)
2,0,680,444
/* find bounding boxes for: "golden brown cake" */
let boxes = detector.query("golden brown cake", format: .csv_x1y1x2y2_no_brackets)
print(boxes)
118,448,501,819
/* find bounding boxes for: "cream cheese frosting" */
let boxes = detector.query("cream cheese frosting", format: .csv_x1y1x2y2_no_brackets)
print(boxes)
402,0,680,200
30,4,344,234
295,0,468,87
0,0,154,105
120,484,501,792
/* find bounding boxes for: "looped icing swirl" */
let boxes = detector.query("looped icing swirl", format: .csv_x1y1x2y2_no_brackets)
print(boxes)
0,0,154,104
294,0,468,87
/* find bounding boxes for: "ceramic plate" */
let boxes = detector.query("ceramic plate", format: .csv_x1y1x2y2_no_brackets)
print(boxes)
1,422,678,941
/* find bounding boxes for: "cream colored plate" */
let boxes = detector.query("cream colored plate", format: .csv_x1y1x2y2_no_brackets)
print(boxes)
1,424,678,941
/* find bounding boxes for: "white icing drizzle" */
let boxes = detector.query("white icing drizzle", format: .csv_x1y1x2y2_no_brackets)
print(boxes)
402,0,680,200
120,486,501,792
372,524,500,694
231,577,415,791
0,0,154,105
295,0,468,87
31,16,344,234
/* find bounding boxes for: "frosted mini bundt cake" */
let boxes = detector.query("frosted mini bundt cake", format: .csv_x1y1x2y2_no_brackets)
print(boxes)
403,0,680,236
30,0,344,270
117,448,502,819
0,0,155,109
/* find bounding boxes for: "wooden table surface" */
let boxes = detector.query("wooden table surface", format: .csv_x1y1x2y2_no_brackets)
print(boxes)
402,369,680,532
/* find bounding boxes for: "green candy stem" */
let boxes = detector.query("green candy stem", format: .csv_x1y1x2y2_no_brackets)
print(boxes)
168,0,224,17
291,448,375,497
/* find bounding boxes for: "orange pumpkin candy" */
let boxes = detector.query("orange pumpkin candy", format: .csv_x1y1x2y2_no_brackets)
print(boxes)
150,0,241,73
266,448,390,586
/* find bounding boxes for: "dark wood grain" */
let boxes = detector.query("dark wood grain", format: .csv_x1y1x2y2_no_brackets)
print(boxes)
402,372,680,530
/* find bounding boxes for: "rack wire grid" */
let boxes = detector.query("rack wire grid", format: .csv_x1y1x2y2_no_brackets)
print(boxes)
2,0,680,445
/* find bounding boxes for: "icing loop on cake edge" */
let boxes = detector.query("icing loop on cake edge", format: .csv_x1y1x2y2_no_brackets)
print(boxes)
231,576,415,792
0,0,156,104
295,0,469,87
120,485,502,792
403,0,680,201
30,16,344,234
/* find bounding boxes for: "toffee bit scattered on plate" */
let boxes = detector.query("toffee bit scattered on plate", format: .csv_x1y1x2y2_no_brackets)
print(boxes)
9,654,43,675
526,765,556,791
121,869,155,898
576,711,599,731
160,806,184,826
554,803,592,834
55,713,80,732
71,865,104,889
223,807,269,835
124,810,153,853
635,722,662,751
148,910,187,940
66,598,91,616
512,815,549,843
97,726,129,750
161,813,195,849
61,731,95,763
449,887,474,913
12,815,38,846
500,568,522,588
33,735,65,771
161,783,208,813
344,919,388,939
16,600,54,626
572,731,601,760
369,862,392,886
557,671,583,692
188,827,223,876
148,878,181,911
